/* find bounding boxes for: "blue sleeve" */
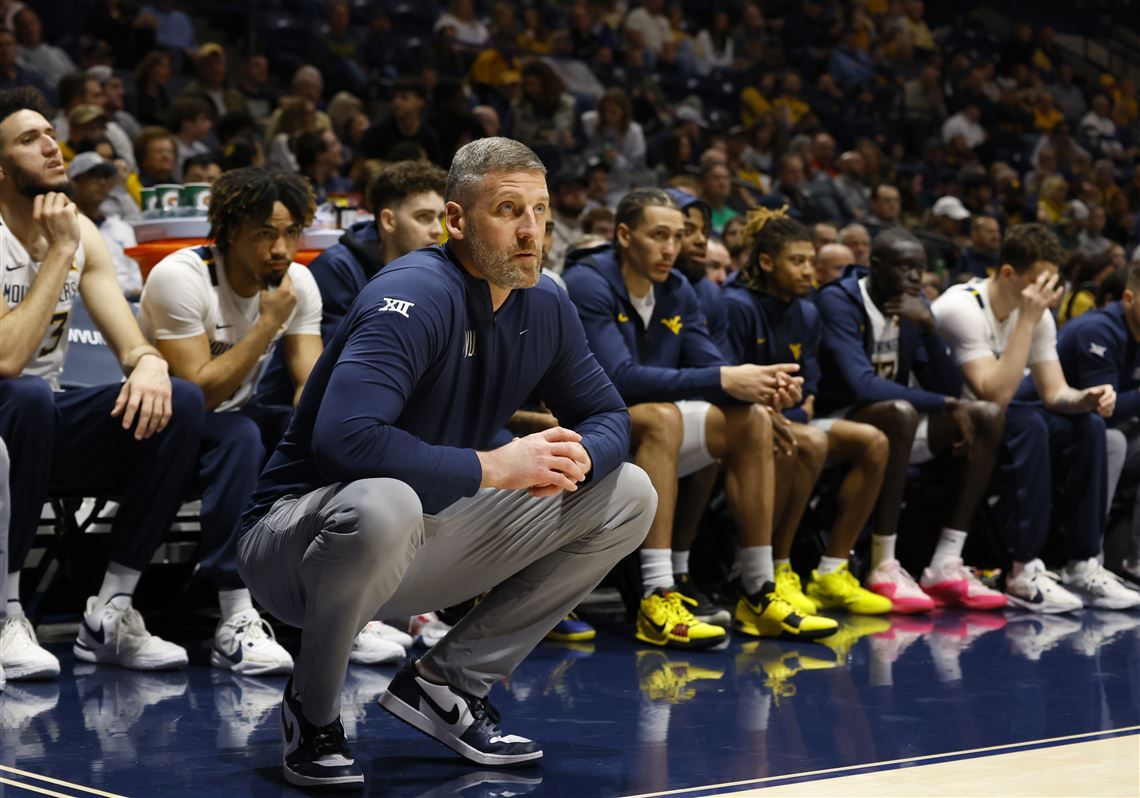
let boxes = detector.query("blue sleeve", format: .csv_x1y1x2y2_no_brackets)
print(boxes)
801,304,823,402
564,267,725,405
697,280,731,360
310,281,483,497
1067,319,1140,423
678,280,730,371
817,288,950,413
536,289,631,480
308,249,362,344
911,324,964,398
724,295,757,365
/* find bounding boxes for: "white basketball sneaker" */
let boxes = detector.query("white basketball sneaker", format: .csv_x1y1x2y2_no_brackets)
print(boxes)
74,595,188,670
350,622,406,665
0,614,61,680
211,608,294,676
1059,558,1140,610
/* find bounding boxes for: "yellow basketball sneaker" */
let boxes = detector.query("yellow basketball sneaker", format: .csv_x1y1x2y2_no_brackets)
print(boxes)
775,562,820,616
806,563,893,615
636,589,728,650
735,582,838,640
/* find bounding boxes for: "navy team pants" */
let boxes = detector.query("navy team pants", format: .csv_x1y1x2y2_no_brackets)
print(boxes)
1002,400,1105,563
0,375,205,576
195,404,292,589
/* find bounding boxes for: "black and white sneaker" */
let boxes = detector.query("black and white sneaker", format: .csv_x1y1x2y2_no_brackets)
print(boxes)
281,676,364,789
379,659,542,767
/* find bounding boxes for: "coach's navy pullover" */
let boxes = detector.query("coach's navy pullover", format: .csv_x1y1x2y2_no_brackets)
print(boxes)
1057,301,1140,424
562,244,730,405
241,244,630,527
724,283,820,424
815,265,961,414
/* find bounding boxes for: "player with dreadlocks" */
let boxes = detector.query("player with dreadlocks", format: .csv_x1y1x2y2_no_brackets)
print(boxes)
724,206,893,617
138,166,324,676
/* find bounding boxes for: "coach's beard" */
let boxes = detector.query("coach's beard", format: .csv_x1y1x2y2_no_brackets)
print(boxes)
467,219,541,290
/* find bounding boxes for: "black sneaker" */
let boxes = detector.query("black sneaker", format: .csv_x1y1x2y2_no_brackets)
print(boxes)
281,676,364,789
674,573,732,626
379,659,542,767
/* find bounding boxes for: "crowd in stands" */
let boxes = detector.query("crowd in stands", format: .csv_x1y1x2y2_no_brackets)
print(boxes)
4,0,1140,705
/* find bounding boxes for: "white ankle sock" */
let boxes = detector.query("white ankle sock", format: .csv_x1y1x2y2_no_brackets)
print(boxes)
817,555,847,575
95,562,142,609
219,588,254,621
774,558,790,569
739,546,774,595
871,534,897,570
671,550,690,576
640,549,674,596
5,571,21,617
931,528,968,567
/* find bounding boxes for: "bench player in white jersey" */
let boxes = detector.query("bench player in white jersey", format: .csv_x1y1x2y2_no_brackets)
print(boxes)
933,223,1140,612
0,88,205,680
139,166,324,675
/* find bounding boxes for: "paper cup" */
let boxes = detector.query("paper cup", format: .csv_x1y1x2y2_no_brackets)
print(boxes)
139,187,157,211
155,184,182,212
181,182,211,210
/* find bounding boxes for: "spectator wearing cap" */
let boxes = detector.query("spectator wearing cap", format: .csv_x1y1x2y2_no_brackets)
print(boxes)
548,167,589,274
13,7,76,102
168,96,213,180
917,196,970,277
1056,199,1089,250
68,152,143,297
957,215,1002,280
581,87,647,173
360,75,442,166
184,43,248,121
62,104,109,164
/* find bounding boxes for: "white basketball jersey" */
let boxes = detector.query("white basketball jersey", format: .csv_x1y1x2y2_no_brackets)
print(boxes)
0,219,88,390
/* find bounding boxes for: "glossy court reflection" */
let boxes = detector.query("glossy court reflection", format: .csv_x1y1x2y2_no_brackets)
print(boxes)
0,607,1137,797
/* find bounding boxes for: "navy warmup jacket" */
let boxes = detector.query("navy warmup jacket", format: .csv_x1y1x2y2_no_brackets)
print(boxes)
815,265,961,414
724,282,821,424
1057,301,1140,425
242,244,630,527
562,244,730,405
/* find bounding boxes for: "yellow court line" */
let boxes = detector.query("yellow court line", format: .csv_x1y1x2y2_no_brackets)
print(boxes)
619,725,1140,798
0,775,84,798
0,766,129,798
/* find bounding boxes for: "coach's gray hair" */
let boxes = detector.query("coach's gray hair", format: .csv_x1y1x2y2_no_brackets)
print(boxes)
446,137,546,206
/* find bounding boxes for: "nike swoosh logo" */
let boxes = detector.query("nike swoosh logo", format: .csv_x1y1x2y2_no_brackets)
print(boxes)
519,329,528,335
4,264,24,271
215,645,242,664
83,619,106,645
417,680,461,726
639,613,667,634
215,324,233,329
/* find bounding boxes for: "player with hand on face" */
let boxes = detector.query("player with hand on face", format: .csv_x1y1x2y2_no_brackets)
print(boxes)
139,166,325,677
0,87,204,680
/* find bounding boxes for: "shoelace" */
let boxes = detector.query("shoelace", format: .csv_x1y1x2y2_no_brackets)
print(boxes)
311,717,350,756
1,615,35,645
467,694,503,730
665,592,700,624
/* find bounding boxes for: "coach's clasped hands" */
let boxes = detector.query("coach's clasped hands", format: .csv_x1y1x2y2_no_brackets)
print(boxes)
479,426,593,498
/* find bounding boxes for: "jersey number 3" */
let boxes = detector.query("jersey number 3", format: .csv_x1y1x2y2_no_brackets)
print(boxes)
38,310,69,357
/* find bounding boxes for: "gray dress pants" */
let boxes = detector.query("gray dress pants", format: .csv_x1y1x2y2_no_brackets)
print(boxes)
238,462,655,726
